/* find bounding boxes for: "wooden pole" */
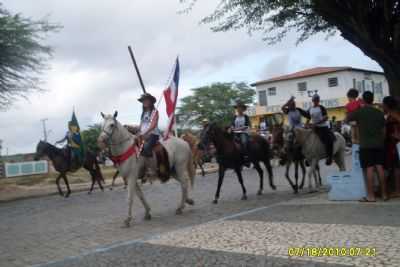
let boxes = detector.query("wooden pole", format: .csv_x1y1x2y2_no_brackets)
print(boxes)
128,46,146,94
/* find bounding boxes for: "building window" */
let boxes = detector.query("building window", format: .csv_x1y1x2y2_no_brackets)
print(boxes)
328,77,338,87
267,87,276,96
258,90,267,106
297,82,307,92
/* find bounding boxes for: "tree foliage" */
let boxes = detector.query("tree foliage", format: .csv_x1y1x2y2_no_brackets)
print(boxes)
182,0,400,96
81,124,102,153
0,3,60,108
177,82,255,128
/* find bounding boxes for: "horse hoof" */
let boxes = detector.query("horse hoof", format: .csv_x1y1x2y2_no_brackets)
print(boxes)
176,208,183,215
212,199,218,204
109,187,113,191
241,195,248,200
88,191,92,195
257,190,263,196
186,199,195,206
123,217,132,228
271,185,277,190
144,213,152,221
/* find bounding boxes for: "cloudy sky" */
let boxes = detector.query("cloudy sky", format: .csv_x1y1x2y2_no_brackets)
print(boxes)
0,0,381,154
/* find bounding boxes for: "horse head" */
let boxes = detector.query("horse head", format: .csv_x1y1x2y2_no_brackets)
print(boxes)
198,122,219,150
98,111,121,150
34,140,48,160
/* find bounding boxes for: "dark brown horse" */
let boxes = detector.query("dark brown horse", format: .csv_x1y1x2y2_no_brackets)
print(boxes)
35,141,104,197
199,123,275,204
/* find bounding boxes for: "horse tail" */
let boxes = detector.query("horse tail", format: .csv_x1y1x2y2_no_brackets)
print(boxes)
187,150,196,189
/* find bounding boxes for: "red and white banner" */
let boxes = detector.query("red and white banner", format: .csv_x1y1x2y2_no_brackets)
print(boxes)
163,57,180,140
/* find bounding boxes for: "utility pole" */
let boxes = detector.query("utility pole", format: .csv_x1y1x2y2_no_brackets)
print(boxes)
41,118,48,141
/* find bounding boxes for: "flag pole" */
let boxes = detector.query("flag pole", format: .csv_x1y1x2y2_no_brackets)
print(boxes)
128,46,147,94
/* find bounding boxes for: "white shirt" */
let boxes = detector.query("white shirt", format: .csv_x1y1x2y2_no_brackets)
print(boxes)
233,115,249,133
309,106,329,127
140,110,161,135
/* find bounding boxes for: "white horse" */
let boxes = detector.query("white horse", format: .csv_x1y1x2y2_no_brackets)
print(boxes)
293,127,346,191
97,112,196,227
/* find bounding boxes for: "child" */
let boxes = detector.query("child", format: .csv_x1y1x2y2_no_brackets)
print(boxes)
345,88,363,144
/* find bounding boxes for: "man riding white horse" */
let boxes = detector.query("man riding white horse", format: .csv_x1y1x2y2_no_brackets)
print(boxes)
305,94,335,165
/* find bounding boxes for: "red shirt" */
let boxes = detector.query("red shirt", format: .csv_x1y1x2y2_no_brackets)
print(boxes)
345,99,364,113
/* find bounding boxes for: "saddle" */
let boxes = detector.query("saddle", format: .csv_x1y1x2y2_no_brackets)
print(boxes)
138,142,171,183
153,143,170,182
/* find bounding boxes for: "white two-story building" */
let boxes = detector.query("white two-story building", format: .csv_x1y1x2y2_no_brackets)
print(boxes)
248,66,389,127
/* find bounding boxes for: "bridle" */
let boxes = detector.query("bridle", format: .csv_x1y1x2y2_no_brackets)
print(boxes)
101,118,133,148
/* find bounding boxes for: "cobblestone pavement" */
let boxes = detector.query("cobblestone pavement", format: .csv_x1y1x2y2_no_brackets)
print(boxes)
1,156,399,267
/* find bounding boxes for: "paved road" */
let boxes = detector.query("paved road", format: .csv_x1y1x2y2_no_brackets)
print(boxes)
1,156,399,267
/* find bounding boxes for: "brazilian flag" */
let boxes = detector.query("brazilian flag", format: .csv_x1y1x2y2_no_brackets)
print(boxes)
68,110,85,164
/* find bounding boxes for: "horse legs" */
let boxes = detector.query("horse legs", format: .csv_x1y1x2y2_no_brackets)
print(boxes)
234,167,247,201
88,173,96,194
253,162,264,195
175,165,191,215
307,159,318,193
125,174,137,228
199,162,205,177
316,164,322,186
134,182,151,220
294,160,300,194
284,162,296,193
263,159,276,190
299,160,306,189
110,170,119,190
62,174,71,198
96,168,104,192
56,174,64,196
213,166,226,204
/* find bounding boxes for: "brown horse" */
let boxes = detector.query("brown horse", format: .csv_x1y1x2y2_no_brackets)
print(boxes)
35,141,104,197
181,132,207,176
199,123,275,204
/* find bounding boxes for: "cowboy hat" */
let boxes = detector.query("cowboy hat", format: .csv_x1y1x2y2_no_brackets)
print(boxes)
138,93,157,104
233,100,247,110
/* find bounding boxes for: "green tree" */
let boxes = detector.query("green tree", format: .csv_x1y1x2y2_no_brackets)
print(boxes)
183,0,400,96
0,3,60,108
81,124,102,153
177,82,255,128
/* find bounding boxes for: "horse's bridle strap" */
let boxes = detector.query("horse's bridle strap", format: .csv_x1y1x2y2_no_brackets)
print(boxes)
111,144,138,166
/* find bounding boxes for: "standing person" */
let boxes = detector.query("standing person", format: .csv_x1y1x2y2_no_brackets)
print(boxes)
259,117,268,136
306,94,335,165
231,100,251,167
382,96,400,198
346,91,387,202
281,97,308,129
345,88,364,144
138,93,161,157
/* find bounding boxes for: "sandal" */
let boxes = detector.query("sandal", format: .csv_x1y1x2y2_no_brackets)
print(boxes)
359,197,376,203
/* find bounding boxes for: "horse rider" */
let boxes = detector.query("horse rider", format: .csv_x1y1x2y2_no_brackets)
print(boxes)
305,94,335,165
231,100,251,167
281,96,309,129
55,120,84,166
138,93,161,157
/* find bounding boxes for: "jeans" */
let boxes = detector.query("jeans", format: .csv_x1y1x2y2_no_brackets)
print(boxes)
235,133,249,154
142,134,159,157
314,126,334,158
